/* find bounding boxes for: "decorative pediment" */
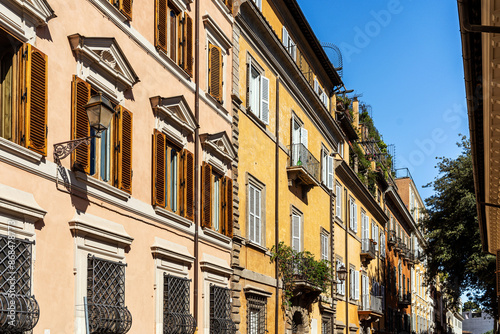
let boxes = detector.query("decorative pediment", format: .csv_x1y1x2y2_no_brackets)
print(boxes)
150,96,198,135
68,34,139,90
200,132,236,163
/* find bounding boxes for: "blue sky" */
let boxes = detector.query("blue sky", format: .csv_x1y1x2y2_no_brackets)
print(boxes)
296,0,469,201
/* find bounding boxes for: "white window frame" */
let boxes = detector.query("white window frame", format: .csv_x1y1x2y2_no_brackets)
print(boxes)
349,197,357,233
320,229,329,261
336,183,342,219
282,26,296,61
350,267,360,301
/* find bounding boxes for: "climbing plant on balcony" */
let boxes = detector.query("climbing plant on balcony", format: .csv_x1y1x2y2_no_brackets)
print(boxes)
270,242,332,308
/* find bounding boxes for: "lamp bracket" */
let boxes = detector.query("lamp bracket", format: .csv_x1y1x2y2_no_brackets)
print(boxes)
53,136,95,165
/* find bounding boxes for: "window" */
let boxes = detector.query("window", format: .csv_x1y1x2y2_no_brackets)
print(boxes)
155,0,193,76
321,148,334,190
291,211,302,252
247,57,269,125
153,130,195,220
319,89,328,107
87,255,132,333
0,31,48,156
320,231,329,261
291,118,307,166
349,197,357,232
380,231,386,257
350,267,359,300
210,285,235,333
71,77,133,194
372,220,379,252
201,162,233,237
361,210,369,251
247,295,267,334
163,274,196,334
251,0,261,9
109,0,133,20
0,234,39,332
335,183,342,219
248,184,262,245
282,26,296,61
362,273,369,310
322,316,332,334
336,260,345,296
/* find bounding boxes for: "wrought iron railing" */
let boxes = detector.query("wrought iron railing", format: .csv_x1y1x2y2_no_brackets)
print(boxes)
398,292,411,305
210,285,235,334
164,274,196,334
0,235,40,332
388,230,397,245
87,255,132,334
360,294,383,314
288,143,320,181
361,238,376,258
290,254,328,291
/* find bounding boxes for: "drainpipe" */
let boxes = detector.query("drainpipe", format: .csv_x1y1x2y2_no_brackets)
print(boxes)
275,76,280,334
345,187,349,334
457,0,500,34
194,0,200,329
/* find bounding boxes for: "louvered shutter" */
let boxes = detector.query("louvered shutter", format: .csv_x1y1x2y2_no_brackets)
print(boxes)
292,213,301,251
355,270,360,300
117,106,133,194
208,43,223,103
201,162,212,228
71,76,91,173
353,202,358,232
327,155,334,190
155,0,168,54
225,0,233,13
349,199,354,230
23,44,48,156
336,185,341,218
225,176,233,238
314,78,319,94
282,26,288,47
185,14,193,77
249,185,255,242
153,130,166,207
375,224,379,251
260,75,269,125
184,150,194,221
246,59,252,109
119,0,133,20
321,149,326,184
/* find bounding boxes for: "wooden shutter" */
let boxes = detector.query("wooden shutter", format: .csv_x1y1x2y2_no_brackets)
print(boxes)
208,43,223,103
292,213,301,251
71,76,91,173
153,130,166,207
23,44,48,156
201,162,212,228
184,13,193,77
224,0,233,13
225,176,233,238
184,150,194,221
155,0,168,54
117,106,133,194
119,0,133,21
327,155,334,190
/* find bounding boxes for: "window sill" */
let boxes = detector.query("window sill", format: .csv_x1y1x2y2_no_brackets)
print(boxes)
202,227,232,244
246,107,266,128
246,240,268,254
154,206,193,228
0,137,43,163
203,91,230,118
75,171,131,201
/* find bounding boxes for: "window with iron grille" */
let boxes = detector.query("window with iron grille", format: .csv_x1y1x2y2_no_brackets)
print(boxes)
0,234,39,332
163,274,196,334
321,316,332,334
210,285,235,334
247,294,266,334
87,255,132,334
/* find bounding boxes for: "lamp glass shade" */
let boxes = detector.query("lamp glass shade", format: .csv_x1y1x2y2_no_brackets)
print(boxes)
84,93,115,134
337,264,347,282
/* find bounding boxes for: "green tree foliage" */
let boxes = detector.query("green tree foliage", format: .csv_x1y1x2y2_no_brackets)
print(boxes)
463,301,480,312
422,136,496,315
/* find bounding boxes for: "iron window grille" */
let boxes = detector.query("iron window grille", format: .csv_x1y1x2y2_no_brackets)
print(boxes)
0,234,39,333
87,255,132,334
247,294,266,334
210,285,235,334
163,274,196,334
321,316,333,334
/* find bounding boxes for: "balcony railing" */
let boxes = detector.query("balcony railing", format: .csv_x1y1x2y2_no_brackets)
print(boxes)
287,143,320,187
361,238,376,262
361,295,383,313
398,292,411,307
388,230,397,246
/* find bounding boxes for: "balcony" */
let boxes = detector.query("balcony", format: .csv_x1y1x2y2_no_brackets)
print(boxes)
287,144,320,187
398,292,411,308
335,108,358,141
388,230,397,247
361,238,376,264
359,295,384,322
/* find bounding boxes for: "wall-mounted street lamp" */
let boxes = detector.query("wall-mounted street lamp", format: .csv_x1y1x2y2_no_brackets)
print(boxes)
53,93,114,164
337,264,347,282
